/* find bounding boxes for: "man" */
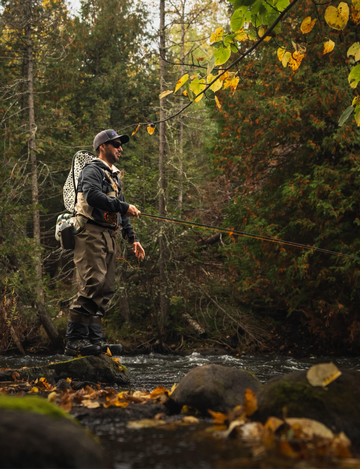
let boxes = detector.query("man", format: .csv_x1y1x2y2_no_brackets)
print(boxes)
64,129,145,356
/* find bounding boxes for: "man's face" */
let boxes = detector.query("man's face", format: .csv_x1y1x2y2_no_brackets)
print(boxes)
103,138,123,165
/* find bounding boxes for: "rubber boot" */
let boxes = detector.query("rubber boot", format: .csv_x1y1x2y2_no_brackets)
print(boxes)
64,312,101,356
88,314,123,355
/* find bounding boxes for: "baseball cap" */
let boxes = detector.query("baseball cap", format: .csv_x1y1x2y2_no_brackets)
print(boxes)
93,129,130,151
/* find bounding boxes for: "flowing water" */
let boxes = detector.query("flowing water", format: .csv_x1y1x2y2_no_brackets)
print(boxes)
2,352,360,468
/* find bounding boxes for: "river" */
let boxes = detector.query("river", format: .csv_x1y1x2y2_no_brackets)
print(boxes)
2,352,360,468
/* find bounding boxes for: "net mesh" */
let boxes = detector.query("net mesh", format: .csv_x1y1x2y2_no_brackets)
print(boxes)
63,150,95,212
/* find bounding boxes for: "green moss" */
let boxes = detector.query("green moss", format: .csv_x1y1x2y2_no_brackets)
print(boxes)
0,395,74,421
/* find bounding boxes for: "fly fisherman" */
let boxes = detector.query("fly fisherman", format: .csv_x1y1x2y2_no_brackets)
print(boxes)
64,129,145,357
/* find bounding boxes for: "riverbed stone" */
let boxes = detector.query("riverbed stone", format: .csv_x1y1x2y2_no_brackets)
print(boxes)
0,354,129,386
253,368,360,449
0,395,110,468
166,364,261,415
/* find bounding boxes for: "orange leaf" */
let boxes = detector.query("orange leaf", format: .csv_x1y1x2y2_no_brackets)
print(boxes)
207,409,228,424
243,388,258,416
132,124,141,136
147,124,156,135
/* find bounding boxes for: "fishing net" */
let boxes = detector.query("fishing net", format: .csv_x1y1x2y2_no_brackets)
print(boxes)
63,150,95,212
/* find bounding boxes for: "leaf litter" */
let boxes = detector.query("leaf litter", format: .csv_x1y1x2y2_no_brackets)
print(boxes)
0,358,359,467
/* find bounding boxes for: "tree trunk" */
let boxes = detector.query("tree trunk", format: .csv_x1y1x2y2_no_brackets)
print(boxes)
26,0,60,349
177,1,185,214
158,0,168,336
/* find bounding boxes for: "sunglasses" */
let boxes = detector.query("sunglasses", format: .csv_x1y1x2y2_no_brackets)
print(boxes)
107,141,122,149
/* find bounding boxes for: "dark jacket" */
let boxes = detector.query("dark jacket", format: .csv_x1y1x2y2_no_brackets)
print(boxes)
75,159,138,243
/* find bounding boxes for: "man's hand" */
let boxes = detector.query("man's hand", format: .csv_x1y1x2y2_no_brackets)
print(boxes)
126,205,140,217
132,242,145,260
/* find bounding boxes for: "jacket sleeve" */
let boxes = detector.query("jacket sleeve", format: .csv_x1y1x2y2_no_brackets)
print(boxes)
119,194,139,243
81,165,130,215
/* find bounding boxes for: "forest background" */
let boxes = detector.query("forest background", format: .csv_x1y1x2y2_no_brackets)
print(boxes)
1,0,360,357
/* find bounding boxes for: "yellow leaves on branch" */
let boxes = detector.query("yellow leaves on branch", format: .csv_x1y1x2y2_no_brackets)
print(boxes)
258,26,271,42
207,73,223,92
235,28,248,42
324,2,349,30
174,74,189,93
190,77,206,102
159,90,173,100
347,42,360,61
351,0,360,24
323,39,335,55
300,16,317,34
210,27,224,44
277,44,305,71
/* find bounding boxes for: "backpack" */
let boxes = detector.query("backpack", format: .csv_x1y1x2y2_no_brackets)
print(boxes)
55,150,95,249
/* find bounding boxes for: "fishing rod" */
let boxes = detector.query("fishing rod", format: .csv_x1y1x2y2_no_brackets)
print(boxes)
139,213,360,262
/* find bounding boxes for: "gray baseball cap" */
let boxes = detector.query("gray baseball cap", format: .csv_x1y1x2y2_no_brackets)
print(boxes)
93,129,130,151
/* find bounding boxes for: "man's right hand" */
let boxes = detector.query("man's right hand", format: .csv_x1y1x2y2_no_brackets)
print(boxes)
126,205,140,217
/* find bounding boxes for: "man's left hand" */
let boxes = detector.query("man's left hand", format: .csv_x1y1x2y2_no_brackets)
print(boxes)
132,242,145,260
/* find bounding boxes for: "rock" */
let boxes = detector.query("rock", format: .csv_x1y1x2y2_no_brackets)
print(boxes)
0,395,110,468
0,355,129,386
253,368,360,449
166,364,261,415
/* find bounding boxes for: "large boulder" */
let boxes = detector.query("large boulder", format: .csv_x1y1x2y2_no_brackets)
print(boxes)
253,368,360,449
166,364,261,415
0,355,129,386
0,395,110,468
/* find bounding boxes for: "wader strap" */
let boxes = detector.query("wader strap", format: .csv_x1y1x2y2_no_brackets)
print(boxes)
103,230,114,254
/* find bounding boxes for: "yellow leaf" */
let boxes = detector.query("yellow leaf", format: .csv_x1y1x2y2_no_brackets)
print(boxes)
147,124,156,135
300,16,317,33
258,26,271,41
66,377,72,383
82,399,100,409
131,124,141,136
288,51,305,70
347,42,360,61
356,110,360,126
230,76,240,92
174,74,189,93
351,2,360,24
210,27,224,44
235,28,248,41
190,78,206,102
324,39,336,55
30,387,39,393
352,96,360,105
128,419,167,429
282,51,292,67
183,90,188,96
285,418,334,439
215,95,222,110
150,386,169,398
209,75,223,92
277,47,286,62
306,362,342,387
47,391,57,403
243,388,258,416
159,90,173,100
264,416,284,432
324,2,349,30
106,347,112,357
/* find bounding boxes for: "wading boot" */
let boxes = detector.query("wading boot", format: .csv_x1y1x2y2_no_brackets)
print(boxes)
64,314,101,356
64,339,101,357
89,314,123,355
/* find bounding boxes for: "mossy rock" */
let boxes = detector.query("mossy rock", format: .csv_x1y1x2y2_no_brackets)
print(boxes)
0,355,129,386
166,364,261,415
0,395,110,468
253,368,360,449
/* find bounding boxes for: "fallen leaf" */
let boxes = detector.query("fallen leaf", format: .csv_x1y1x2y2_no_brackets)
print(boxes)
82,399,100,409
243,388,258,416
285,417,334,439
12,372,20,381
324,39,336,55
207,409,228,424
127,419,167,429
306,362,341,387
182,416,199,424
